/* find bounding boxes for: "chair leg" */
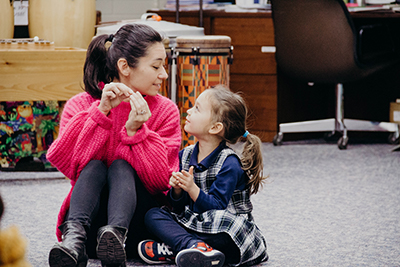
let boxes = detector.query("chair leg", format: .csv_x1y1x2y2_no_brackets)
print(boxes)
273,82,400,149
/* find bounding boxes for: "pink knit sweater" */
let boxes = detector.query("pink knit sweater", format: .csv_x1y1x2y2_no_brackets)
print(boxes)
47,92,181,240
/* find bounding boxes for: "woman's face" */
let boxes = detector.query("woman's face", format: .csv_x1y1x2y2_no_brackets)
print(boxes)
126,42,168,96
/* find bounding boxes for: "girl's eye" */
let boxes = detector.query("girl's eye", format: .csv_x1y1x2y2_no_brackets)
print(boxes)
153,66,159,70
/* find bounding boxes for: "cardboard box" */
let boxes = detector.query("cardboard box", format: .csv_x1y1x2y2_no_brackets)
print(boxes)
390,100,400,124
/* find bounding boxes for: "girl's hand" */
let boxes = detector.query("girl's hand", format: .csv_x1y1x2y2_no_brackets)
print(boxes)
98,82,133,115
175,167,199,201
125,92,151,136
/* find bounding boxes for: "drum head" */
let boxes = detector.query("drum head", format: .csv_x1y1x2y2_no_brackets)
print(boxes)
175,35,231,53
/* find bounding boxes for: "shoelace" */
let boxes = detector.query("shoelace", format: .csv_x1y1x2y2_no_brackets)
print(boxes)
157,242,174,256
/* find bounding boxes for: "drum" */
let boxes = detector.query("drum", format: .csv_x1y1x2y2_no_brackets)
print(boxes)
0,0,14,39
175,35,233,148
28,0,96,49
159,37,172,98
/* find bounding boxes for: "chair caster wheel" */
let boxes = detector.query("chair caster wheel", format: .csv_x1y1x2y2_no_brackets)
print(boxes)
273,133,283,146
338,136,348,150
388,133,399,145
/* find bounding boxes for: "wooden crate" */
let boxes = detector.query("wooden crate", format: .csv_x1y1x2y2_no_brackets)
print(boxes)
0,41,86,101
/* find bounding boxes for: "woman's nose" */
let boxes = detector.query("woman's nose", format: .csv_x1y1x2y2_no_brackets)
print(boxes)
159,66,168,80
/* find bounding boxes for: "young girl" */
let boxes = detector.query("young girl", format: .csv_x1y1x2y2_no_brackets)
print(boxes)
137,85,268,266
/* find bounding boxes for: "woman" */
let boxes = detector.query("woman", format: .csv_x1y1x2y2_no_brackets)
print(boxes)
47,23,181,267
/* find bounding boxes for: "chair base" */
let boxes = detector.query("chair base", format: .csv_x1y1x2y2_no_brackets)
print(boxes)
273,118,400,149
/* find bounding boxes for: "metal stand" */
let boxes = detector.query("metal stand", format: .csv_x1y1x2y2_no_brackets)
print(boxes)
273,83,400,149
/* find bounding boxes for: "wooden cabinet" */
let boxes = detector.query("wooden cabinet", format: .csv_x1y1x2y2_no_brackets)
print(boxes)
150,10,277,142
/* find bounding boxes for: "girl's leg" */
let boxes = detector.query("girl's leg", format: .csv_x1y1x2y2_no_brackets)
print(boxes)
144,207,200,253
191,232,240,265
145,208,240,265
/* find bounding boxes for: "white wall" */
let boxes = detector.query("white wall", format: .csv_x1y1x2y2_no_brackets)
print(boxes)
96,0,165,22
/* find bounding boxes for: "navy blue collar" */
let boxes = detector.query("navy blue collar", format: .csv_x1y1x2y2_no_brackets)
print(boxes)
189,141,227,172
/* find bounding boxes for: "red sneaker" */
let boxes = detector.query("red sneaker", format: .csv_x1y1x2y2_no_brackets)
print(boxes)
175,242,225,267
137,240,175,264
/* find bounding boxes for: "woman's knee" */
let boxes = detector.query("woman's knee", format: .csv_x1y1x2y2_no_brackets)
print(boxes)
84,160,107,171
109,159,130,169
109,159,136,177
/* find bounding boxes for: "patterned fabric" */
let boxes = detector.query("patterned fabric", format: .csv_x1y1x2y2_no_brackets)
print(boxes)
172,145,267,266
0,101,60,170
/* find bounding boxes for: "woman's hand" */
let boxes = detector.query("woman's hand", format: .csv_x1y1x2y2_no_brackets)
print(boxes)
125,91,151,136
170,173,183,199
98,82,134,115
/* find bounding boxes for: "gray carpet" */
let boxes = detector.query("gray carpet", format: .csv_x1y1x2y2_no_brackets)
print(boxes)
0,141,399,266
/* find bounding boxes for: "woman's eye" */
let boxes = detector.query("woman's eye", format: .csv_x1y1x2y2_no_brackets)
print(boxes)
153,66,159,70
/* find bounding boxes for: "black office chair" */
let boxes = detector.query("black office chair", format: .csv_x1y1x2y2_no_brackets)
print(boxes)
271,0,400,149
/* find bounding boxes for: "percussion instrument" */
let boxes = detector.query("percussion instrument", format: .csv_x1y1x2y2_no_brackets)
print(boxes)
175,35,233,147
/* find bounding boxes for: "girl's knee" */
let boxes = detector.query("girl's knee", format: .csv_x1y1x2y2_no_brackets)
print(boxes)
144,207,170,223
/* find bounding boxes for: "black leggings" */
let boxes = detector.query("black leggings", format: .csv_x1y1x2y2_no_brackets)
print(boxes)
67,159,160,259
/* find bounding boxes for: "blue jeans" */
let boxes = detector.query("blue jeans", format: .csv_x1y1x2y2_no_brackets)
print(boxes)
145,207,241,264
67,159,161,259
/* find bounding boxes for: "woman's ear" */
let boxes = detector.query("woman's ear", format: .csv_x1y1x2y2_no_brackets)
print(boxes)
209,122,223,135
117,58,130,77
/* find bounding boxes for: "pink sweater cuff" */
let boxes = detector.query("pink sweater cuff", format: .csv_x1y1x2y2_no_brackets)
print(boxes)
88,101,113,129
120,124,150,144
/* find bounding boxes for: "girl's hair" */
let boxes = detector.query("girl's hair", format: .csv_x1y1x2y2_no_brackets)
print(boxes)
83,23,164,99
206,85,267,195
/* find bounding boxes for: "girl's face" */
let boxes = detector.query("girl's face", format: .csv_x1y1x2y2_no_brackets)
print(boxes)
126,42,168,96
184,90,214,138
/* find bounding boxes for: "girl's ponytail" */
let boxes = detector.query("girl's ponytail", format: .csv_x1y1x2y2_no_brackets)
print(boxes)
83,34,110,99
241,132,266,195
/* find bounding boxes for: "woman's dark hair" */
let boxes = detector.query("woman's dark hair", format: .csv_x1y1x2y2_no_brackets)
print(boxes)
83,23,164,99
207,85,267,195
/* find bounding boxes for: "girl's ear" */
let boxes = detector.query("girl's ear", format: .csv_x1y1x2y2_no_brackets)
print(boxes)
209,122,223,135
117,58,130,77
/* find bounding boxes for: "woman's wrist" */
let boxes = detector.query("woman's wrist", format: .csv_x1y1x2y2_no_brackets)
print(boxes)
98,105,109,116
125,124,138,136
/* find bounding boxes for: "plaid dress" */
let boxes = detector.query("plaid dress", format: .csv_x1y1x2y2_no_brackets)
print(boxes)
171,145,268,266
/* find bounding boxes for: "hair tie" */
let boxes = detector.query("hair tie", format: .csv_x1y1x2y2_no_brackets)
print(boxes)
242,130,249,138
107,34,114,43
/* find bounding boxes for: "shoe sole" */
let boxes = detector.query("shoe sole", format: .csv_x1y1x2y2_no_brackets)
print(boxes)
97,230,126,266
49,245,88,267
176,249,225,267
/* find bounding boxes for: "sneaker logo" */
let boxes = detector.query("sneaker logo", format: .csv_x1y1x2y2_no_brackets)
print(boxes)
157,242,174,256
